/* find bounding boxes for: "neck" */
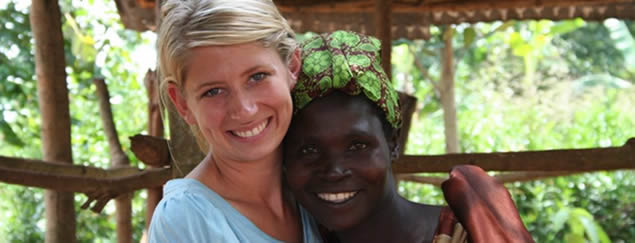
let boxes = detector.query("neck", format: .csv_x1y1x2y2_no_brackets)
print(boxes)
337,181,420,243
193,148,285,204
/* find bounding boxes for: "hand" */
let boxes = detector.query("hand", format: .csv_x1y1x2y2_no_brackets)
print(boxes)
441,165,534,243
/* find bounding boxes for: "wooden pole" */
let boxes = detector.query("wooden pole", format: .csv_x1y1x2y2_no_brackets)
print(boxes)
440,26,459,154
94,79,132,243
375,0,392,79
143,70,164,234
29,1,76,242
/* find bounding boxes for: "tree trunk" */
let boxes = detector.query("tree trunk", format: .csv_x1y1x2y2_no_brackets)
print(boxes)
440,27,459,154
29,1,76,242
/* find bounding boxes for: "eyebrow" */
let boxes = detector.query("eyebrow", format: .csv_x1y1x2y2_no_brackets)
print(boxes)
192,64,274,92
346,129,375,140
291,126,375,145
241,64,270,77
193,80,222,94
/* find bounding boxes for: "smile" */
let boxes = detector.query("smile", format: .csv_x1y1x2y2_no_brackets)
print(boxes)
232,119,268,138
316,191,358,204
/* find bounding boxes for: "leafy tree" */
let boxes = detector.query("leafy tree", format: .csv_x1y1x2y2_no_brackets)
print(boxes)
1,0,153,241
396,19,635,242
1,1,633,242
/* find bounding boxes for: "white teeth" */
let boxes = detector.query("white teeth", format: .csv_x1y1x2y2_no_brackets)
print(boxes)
233,120,268,138
317,191,357,204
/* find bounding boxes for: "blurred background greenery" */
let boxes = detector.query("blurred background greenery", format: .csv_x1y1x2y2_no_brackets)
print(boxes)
0,1,633,242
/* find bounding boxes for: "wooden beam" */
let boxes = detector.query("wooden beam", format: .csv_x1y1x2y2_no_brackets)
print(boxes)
393,138,635,173
278,0,634,13
115,0,635,33
0,155,172,213
133,135,634,174
398,171,581,186
282,2,635,39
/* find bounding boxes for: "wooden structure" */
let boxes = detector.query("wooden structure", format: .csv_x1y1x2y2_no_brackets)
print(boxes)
109,0,635,171
117,0,635,38
1,0,634,241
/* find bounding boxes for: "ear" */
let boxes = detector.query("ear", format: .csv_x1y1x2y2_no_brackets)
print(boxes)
167,82,196,125
389,128,401,161
287,48,301,89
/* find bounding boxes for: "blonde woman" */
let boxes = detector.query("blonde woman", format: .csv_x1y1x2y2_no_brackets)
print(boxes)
148,0,322,242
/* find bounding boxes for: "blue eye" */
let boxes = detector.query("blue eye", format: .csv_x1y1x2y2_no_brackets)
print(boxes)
202,88,223,97
250,72,268,82
348,142,367,151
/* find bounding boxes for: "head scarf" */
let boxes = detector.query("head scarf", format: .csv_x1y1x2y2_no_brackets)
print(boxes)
293,30,402,128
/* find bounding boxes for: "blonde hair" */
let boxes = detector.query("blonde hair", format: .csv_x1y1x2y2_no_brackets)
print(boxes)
157,0,297,154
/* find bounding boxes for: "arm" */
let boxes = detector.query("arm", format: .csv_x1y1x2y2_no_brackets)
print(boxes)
441,165,534,243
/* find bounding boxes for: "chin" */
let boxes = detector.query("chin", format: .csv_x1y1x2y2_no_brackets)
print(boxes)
319,217,359,232
309,207,362,232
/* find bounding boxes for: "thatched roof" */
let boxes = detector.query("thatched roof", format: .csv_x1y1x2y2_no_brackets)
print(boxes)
116,0,635,38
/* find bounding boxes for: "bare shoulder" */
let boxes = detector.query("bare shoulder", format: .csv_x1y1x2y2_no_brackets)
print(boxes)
406,200,445,242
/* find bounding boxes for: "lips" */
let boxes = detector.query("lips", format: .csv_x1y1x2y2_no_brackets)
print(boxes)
231,119,268,138
316,191,359,204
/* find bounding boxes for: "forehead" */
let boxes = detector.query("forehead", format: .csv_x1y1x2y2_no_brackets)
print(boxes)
184,43,282,84
288,93,384,138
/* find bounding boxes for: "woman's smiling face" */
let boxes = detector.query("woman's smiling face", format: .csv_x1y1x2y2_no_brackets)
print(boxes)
284,92,395,231
169,42,299,162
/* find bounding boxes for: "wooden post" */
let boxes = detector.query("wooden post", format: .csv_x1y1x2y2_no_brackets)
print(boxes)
143,70,164,233
440,26,459,153
29,1,77,242
94,78,132,243
375,0,392,79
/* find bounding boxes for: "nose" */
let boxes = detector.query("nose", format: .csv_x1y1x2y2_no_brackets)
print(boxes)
320,157,351,182
228,91,257,120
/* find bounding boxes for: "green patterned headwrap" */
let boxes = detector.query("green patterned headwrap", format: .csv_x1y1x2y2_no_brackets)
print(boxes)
293,30,402,128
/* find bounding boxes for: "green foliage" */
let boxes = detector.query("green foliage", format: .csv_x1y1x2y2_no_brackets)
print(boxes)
1,1,633,242
0,0,153,242
558,20,634,81
396,19,635,242
0,2,35,148
0,185,45,243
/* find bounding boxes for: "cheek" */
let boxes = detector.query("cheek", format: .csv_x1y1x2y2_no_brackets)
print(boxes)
357,156,390,186
256,81,293,112
192,100,226,128
285,163,313,190
270,77,293,99
363,166,387,186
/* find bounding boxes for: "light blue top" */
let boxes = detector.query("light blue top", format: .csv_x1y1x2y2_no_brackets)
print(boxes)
148,178,323,243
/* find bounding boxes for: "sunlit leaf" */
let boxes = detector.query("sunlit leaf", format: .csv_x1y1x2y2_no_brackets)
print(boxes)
443,27,455,41
0,119,25,147
564,232,586,243
463,27,476,48
512,43,531,57
604,19,635,72
550,18,586,35
493,20,515,33
552,208,570,232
